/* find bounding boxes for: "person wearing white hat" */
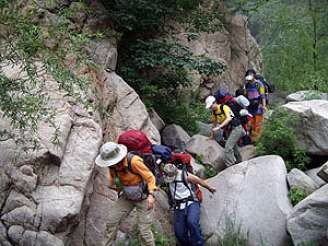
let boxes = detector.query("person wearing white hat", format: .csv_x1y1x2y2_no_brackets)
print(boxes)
163,164,216,246
205,95,244,167
95,142,157,246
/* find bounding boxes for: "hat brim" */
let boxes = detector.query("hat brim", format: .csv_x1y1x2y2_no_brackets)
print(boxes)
95,144,127,167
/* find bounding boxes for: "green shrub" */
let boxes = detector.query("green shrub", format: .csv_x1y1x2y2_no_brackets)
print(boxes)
256,108,310,171
116,225,174,246
204,165,218,179
153,94,209,135
288,186,307,206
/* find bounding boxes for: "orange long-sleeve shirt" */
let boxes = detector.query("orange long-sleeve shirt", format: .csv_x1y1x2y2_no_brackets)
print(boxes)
109,155,157,192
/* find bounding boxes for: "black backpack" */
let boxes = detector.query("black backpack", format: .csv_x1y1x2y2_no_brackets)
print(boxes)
127,152,165,186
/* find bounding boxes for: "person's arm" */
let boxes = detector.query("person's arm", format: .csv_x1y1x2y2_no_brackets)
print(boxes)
132,157,157,210
186,173,216,193
213,105,232,131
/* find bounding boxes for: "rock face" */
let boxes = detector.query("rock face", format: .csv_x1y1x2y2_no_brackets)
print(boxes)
161,124,191,151
287,168,319,195
286,90,328,102
305,167,327,187
287,184,328,245
100,71,160,144
282,100,328,155
0,62,103,244
186,134,225,171
177,14,262,98
200,155,293,246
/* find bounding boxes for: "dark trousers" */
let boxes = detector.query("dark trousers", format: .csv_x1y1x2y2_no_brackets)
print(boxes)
174,202,204,246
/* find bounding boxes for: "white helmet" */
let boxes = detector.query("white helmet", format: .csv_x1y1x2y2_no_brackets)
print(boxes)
205,96,216,109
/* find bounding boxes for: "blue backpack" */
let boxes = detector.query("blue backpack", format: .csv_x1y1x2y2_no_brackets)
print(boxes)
152,144,172,162
214,88,229,102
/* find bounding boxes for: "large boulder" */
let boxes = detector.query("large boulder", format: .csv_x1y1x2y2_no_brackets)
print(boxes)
287,168,319,195
175,14,262,98
101,71,160,143
149,108,165,132
317,161,328,182
282,100,328,155
286,90,328,102
161,124,191,151
305,167,327,187
287,184,328,245
186,134,225,171
200,155,293,246
0,61,102,244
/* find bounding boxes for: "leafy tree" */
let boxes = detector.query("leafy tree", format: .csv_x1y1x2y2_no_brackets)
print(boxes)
0,1,95,142
249,0,328,92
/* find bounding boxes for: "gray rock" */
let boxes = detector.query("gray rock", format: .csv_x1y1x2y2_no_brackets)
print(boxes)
186,134,225,171
8,225,24,245
161,124,191,151
287,168,319,195
59,118,102,191
32,186,84,233
2,190,36,215
196,121,212,137
239,145,256,162
149,108,165,132
191,157,205,179
282,100,328,155
287,184,328,245
86,40,117,71
30,230,64,246
11,166,37,195
305,167,327,187
1,206,38,230
317,161,328,182
0,221,12,246
7,225,64,246
201,155,293,246
286,90,328,102
0,170,11,210
102,72,160,143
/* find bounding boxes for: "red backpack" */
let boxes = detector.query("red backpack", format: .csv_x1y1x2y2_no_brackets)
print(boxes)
117,130,152,153
170,152,203,203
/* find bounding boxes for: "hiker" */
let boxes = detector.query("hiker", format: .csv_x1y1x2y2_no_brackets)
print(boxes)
214,88,252,146
244,71,267,142
163,163,216,246
205,95,245,166
95,142,157,246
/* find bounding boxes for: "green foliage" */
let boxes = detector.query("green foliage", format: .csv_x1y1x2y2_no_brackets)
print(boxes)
186,5,225,33
118,38,225,130
102,0,200,33
249,0,328,93
116,225,174,246
218,217,249,246
288,186,307,206
256,108,310,171
152,94,210,134
0,1,94,141
204,165,218,179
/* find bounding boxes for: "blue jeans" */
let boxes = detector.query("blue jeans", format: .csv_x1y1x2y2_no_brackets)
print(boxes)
174,202,204,246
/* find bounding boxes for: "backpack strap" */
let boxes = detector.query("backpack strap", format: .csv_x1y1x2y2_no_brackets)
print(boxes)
127,153,142,178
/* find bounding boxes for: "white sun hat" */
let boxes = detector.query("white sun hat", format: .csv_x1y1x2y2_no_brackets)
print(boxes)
205,96,216,109
95,142,127,167
245,74,254,81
